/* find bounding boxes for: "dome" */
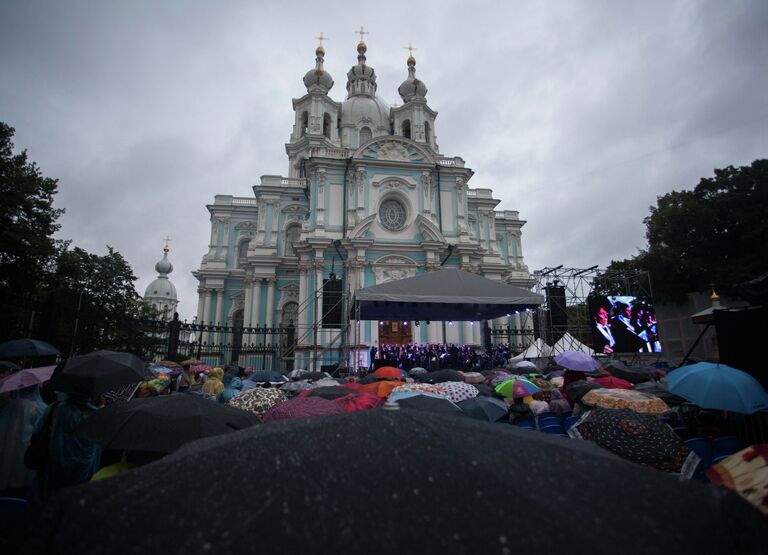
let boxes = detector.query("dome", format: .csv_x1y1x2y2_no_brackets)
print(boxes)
144,275,178,301
155,252,173,275
341,94,390,131
303,46,334,93
398,56,427,102
345,41,377,96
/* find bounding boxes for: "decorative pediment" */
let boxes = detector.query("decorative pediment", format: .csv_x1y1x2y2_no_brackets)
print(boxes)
373,255,417,266
370,175,418,190
348,214,377,240
235,220,258,231
372,255,418,284
279,283,300,304
282,203,309,215
358,138,431,163
415,215,446,243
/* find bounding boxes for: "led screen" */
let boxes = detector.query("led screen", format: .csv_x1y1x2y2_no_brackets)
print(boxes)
587,295,662,354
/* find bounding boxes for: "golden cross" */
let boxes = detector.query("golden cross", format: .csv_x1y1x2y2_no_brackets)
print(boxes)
356,26,369,42
163,235,172,252
403,42,417,56
314,32,328,47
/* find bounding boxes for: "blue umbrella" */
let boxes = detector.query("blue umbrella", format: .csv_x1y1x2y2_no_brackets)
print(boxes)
666,362,768,414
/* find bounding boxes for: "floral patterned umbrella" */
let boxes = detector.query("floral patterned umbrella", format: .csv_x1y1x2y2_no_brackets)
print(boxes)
228,387,287,417
581,388,670,415
706,445,768,515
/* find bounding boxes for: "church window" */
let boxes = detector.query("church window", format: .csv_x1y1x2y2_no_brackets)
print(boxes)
424,121,431,144
402,119,411,139
284,224,301,257
379,198,407,231
300,112,308,136
323,113,332,138
237,240,249,268
359,126,372,145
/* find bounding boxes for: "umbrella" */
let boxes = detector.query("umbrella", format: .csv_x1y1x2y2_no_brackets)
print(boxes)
0,360,21,372
495,378,540,399
603,361,653,384
250,370,287,383
9,410,767,555
419,369,465,384
300,386,355,400
409,367,428,376
288,369,308,379
395,393,464,415
581,389,671,415
666,362,768,414
373,366,403,380
75,394,260,453
457,396,508,422
262,396,345,422
357,380,404,398
706,445,768,516
180,358,203,366
554,351,600,372
279,381,315,394
565,380,603,404
570,408,698,476
512,360,537,370
329,391,384,413
630,382,687,406
388,383,447,402
440,381,480,404
489,373,513,387
470,383,498,397
158,360,184,371
461,372,485,384
0,338,60,358
228,387,287,417
591,376,634,389
0,365,56,394
49,351,153,397
301,371,331,381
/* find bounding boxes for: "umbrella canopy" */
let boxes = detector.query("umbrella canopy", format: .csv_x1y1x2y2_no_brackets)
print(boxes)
409,367,428,376
0,365,56,394
512,360,537,370
388,383,447,402
666,362,768,414
570,408,698,476
565,381,603,404
461,372,485,384
301,371,331,381
440,381,480,404
581,389,670,415
300,386,355,400
554,351,600,372
602,361,653,384
495,378,541,399
489,373,513,387
228,387,287,417
457,396,509,422
0,360,22,372
288,369,308,379
0,338,60,358
357,380,404,398
180,358,203,366
470,383,497,397
279,381,315,394
418,369,465,384
262,396,345,422
630,382,687,406
75,394,260,453
157,360,183,371
373,366,403,380
49,351,153,397
330,391,384,413
706,445,768,516
8,410,767,554
395,394,464,415
591,376,634,390
250,370,287,383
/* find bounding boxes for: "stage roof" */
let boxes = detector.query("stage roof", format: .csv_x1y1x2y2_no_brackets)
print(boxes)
353,268,544,321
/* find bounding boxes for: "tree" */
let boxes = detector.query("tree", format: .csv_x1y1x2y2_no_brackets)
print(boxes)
604,159,768,303
0,122,64,296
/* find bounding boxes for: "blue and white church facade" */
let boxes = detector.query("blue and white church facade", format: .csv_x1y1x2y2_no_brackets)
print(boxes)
193,38,534,370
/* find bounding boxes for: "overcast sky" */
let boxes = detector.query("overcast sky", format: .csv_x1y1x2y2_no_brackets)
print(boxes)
2,0,766,321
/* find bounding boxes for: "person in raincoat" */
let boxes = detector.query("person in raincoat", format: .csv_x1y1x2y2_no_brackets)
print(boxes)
39,392,101,493
217,372,243,404
0,385,47,497
202,367,225,396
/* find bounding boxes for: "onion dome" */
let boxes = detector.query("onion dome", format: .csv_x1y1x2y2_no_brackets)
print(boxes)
398,54,427,102
303,45,334,93
346,41,377,96
144,244,177,302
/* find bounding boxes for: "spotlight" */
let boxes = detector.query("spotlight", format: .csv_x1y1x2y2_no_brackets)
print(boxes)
415,321,420,327
403,321,408,326
356,320,360,325
470,321,474,326
506,313,511,317
448,321,453,325
379,321,384,325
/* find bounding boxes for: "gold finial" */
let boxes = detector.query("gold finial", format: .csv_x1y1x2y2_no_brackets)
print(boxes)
404,42,417,57
163,235,172,253
315,32,328,47
355,26,369,44
710,282,720,302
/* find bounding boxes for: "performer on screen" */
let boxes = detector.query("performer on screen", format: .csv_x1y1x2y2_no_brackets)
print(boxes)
592,304,616,354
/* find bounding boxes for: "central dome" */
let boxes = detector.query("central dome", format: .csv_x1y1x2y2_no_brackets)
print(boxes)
342,40,390,134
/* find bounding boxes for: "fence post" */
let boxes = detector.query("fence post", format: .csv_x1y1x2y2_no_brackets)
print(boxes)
167,312,181,360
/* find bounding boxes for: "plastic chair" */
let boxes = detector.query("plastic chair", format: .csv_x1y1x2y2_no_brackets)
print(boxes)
564,416,580,430
672,427,688,440
0,497,28,530
515,419,536,429
538,416,561,429
685,438,713,467
536,411,558,422
560,411,573,420
711,455,731,465
540,424,566,435
712,436,742,458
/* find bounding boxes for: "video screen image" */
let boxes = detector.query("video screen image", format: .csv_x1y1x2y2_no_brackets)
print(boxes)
587,295,662,354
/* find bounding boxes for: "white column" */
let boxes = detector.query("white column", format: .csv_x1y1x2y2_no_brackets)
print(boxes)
315,259,324,343
252,279,262,326
266,278,276,329
299,264,309,345
196,288,205,324
214,290,224,344
243,279,253,328
427,321,438,344
463,321,473,345
202,289,212,325
446,321,459,343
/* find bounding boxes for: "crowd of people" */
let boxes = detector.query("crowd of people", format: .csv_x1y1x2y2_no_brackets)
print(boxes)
371,342,513,372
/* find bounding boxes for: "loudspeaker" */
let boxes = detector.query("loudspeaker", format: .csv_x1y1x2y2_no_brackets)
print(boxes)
545,285,567,342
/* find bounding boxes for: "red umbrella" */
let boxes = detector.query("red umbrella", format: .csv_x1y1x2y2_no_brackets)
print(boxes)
373,366,403,380
592,376,633,389
262,396,345,422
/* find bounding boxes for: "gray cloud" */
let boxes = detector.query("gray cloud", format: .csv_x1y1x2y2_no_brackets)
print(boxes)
1,0,766,319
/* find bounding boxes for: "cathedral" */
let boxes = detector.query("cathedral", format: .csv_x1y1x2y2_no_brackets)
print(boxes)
193,33,533,370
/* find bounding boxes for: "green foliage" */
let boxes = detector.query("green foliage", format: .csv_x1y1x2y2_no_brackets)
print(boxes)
604,159,768,303
0,123,64,296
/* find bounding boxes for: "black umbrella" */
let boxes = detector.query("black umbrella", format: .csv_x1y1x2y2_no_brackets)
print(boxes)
631,382,687,406
300,371,329,381
457,396,508,422
74,393,260,453
565,380,603,404
305,386,355,400
603,361,653,384
0,360,22,372
419,369,465,383
469,382,498,397
0,338,60,358
571,408,696,474
7,410,767,554
49,350,153,397
395,394,465,415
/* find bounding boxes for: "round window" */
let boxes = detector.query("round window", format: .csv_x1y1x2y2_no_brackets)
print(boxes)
379,198,407,231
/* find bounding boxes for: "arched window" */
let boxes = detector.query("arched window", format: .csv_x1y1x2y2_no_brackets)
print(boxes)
323,113,332,138
237,240,249,268
281,302,298,326
300,112,308,136
359,126,372,145
424,121,431,144
402,119,411,139
284,224,301,257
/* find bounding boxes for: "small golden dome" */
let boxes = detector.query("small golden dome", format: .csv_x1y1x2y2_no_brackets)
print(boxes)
407,55,416,65
357,41,367,53
316,45,325,57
